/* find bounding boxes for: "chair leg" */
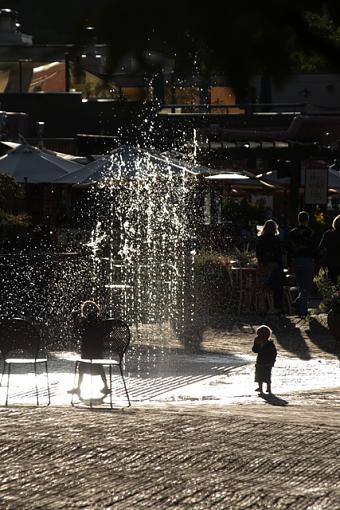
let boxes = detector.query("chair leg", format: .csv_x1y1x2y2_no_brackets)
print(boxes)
45,361,51,406
0,362,6,387
119,364,131,407
34,362,39,406
5,363,10,406
90,361,93,409
238,291,242,314
71,361,79,406
109,364,113,409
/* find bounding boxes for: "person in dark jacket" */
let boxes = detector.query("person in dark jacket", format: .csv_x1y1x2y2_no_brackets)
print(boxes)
318,214,340,284
68,301,110,397
256,219,285,312
252,325,277,394
287,211,316,317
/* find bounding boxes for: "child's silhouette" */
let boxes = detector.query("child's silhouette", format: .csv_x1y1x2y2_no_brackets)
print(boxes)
252,325,277,394
68,301,110,397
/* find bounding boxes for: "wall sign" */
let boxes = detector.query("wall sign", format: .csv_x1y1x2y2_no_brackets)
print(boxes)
304,168,328,205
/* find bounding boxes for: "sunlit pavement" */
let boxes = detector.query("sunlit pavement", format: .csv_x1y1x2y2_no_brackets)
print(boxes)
0,350,339,408
1,314,339,409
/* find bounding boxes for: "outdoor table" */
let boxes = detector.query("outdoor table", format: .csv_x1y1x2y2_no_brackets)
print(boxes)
230,266,258,313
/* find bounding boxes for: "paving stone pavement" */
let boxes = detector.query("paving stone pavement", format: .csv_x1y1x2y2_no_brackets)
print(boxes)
0,405,339,509
0,314,339,509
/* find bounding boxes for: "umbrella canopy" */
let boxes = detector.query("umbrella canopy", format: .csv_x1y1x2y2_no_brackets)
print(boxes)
54,145,208,185
256,170,290,186
259,168,340,191
328,168,340,190
0,141,88,164
0,141,20,150
205,170,276,190
0,144,82,183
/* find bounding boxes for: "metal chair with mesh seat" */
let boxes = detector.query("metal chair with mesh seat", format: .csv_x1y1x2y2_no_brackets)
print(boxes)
0,317,50,406
71,318,131,408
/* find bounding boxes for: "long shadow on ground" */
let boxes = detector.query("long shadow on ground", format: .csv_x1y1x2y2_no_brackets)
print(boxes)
199,314,311,360
259,393,289,406
270,317,311,360
304,317,340,360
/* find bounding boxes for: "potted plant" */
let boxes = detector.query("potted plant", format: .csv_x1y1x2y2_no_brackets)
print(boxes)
194,251,234,315
314,268,340,341
194,250,232,268
233,247,257,268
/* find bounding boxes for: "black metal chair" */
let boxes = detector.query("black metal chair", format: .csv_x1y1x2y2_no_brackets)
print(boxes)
0,318,50,406
71,318,131,408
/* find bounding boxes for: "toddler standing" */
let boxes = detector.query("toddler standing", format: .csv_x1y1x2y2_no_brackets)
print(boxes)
252,325,277,394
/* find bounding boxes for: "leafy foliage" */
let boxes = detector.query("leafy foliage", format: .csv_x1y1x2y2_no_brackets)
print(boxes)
0,174,30,251
0,210,32,251
233,247,257,268
292,11,340,71
314,267,340,314
194,251,231,268
0,210,30,227
195,247,256,269
0,173,24,211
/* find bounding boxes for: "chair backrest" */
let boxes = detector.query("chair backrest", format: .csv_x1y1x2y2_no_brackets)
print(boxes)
0,318,40,359
101,318,131,360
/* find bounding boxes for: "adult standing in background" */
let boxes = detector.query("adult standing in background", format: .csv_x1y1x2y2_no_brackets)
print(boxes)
318,214,340,284
288,211,316,318
256,219,284,313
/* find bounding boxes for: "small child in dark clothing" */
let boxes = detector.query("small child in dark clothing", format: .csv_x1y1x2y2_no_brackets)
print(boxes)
252,325,277,394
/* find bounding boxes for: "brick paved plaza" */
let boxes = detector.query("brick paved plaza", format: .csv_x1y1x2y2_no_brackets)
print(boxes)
0,315,339,509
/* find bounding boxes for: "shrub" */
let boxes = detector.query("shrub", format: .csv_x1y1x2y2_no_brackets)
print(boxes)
0,210,32,251
194,251,231,268
314,267,340,314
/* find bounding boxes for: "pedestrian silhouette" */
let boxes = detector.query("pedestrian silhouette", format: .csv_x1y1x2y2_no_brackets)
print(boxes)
287,211,316,317
252,325,277,394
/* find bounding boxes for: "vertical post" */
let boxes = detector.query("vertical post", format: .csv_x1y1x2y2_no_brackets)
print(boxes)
199,83,210,113
64,52,70,92
18,60,22,93
289,160,301,224
152,73,165,105
24,176,28,216
170,74,176,113
36,121,45,149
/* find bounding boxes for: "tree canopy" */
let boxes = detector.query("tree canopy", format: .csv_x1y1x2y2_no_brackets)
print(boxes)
6,1,340,91
0,173,23,211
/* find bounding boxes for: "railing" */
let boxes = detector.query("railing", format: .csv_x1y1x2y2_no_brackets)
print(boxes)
159,103,308,115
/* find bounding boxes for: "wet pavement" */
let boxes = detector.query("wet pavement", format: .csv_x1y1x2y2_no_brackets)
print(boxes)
0,313,340,509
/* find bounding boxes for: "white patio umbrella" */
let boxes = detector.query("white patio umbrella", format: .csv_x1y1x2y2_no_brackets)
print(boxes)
259,168,340,191
328,168,340,191
0,141,88,164
54,145,208,185
0,143,82,183
0,141,20,150
205,170,277,190
257,170,290,187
